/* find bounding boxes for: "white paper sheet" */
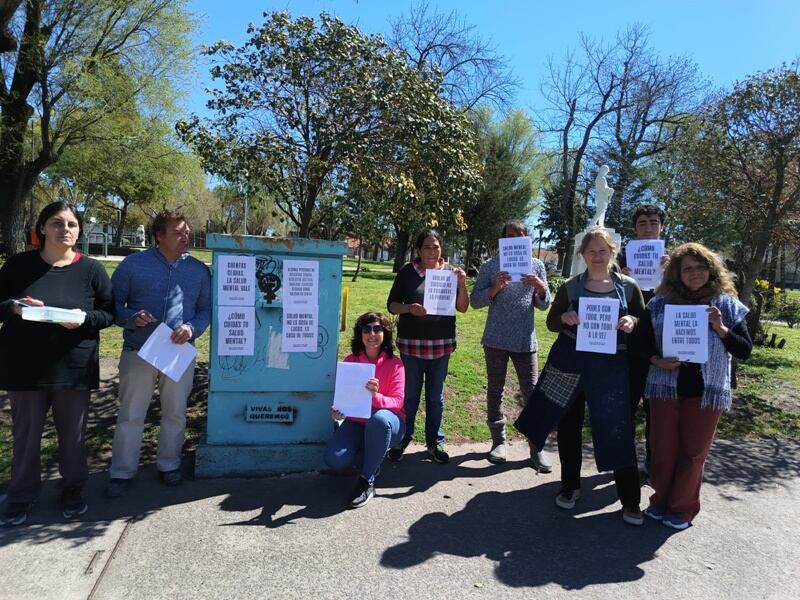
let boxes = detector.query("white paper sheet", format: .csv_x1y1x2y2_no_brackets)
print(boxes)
576,297,620,354
282,260,319,306
498,236,533,282
332,361,376,419
423,270,457,316
137,322,197,382
217,255,256,305
217,306,255,356
662,304,709,363
625,240,665,291
21,306,86,324
281,305,318,352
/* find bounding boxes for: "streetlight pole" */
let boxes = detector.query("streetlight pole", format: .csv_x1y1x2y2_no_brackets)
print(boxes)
537,227,544,260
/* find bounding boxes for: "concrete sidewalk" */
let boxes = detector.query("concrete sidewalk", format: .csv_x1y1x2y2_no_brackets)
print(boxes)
1,438,798,600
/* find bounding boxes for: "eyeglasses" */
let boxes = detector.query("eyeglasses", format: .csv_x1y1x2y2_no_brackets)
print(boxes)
361,324,384,334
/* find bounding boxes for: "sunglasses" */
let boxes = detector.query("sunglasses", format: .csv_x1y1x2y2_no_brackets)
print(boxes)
361,324,385,334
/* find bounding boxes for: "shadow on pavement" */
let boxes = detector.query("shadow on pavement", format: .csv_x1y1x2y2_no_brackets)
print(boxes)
380,473,674,590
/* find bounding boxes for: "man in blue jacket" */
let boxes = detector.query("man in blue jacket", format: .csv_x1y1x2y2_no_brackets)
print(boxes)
105,210,211,497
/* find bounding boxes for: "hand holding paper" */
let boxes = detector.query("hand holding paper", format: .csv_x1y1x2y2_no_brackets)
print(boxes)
332,362,376,419
137,322,198,382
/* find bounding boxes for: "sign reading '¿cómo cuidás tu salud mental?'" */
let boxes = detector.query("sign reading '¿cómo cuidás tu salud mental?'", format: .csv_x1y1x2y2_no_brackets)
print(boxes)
625,240,665,291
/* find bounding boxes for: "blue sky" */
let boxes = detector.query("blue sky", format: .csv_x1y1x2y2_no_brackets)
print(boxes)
186,0,800,117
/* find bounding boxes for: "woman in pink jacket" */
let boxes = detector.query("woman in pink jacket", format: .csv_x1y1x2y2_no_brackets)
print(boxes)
325,311,406,508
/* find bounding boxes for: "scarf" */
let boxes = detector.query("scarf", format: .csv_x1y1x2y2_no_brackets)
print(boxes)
645,294,749,410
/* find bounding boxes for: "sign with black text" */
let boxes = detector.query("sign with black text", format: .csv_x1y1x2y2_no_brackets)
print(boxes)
498,236,533,282
217,255,255,306
662,304,709,363
576,297,620,354
423,270,457,316
625,240,665,291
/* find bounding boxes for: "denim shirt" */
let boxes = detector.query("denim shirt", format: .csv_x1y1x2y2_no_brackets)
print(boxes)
111,247,211,350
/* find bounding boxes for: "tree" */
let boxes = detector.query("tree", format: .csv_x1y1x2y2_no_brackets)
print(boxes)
0,0,195,256
387,0,518,268
178,12,479,245
595,25,704,232
50,111,198,246
460,108,547,272
670,64,800,305
540,34,624,275
388,0,518,111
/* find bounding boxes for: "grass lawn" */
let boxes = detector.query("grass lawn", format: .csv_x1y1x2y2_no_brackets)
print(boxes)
2,253,800,490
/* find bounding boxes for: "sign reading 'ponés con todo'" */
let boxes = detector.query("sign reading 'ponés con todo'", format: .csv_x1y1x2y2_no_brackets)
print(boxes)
576,297,619,354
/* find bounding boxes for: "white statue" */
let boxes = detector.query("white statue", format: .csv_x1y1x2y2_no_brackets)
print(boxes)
588,164,614,229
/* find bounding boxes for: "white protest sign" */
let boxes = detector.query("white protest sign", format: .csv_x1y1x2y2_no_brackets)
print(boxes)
281,305,318,352
332,361,376,419
217,255,255,305
137,323,197,382
423,270,457,316
498,236,533,282
282,260,319,306
576,297,620,354
662,304,709,363
217,306,255,356
625,240,665,291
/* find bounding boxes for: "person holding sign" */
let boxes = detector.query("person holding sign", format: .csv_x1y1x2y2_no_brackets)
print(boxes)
324,312,405,508
638,243,751,530
0,202,115,526
515,228,647,526
105,210,211,498
619,204,669,481
470,221,552,469
386,230,469,464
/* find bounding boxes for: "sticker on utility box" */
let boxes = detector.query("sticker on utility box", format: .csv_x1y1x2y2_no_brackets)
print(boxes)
246,402,295,423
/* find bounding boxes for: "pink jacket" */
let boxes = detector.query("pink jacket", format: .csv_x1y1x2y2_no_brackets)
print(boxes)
344,351,405,422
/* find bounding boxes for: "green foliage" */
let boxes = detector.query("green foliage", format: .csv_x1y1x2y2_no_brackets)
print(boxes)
178,12,480,239
775,296,800,328
459,108,548,271
666,63,800,304
547,274,566,298
0,0,197,255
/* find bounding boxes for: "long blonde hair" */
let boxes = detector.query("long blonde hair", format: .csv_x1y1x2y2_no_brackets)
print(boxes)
657,243,737,302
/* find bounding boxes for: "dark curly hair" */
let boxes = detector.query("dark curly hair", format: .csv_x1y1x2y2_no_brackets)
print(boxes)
351,311,394,357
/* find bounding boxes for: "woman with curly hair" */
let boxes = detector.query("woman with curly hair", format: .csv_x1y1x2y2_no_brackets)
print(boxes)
324,312,405,508
638,243,752,530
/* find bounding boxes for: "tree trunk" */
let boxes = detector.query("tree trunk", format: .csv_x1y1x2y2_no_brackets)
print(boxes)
0,178,28,257
351,241,362,283
113,203,130,247
393,229,410,273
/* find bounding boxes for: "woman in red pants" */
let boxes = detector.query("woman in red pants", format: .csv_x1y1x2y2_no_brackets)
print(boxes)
638,243,751,530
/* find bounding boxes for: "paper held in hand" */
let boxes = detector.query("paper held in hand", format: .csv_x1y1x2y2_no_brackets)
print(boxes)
332,361,376,419
625,239,665,291
21,305,86,325
137,322,198,382
498,236,533,282
662,304,709,363
423,270,457,316
575,297,620,354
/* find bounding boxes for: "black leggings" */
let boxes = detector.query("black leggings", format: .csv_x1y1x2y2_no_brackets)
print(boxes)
556,393,641,508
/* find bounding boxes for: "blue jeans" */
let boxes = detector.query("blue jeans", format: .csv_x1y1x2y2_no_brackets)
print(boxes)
324,410,405,483
400,353,450,448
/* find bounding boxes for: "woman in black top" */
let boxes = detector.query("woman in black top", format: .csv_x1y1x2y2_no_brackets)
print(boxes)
386,229,468,464
0,202,115,526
